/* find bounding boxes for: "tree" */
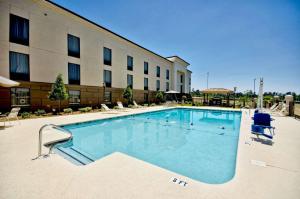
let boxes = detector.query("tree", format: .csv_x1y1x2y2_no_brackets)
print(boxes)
123,86,133,104
48,74,68,113
155,91,164,103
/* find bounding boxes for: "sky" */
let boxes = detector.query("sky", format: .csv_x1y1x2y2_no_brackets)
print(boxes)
52,0,300,93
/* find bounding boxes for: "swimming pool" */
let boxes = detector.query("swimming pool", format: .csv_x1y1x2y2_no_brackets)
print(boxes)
55,108,241,184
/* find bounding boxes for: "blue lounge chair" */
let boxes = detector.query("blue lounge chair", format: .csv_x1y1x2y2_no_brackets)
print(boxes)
251,113,275,139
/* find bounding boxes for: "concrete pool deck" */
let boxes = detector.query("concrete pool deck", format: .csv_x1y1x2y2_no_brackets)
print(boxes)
0,106,299,199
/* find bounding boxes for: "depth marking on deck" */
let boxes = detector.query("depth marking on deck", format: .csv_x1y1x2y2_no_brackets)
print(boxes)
170,177,188,187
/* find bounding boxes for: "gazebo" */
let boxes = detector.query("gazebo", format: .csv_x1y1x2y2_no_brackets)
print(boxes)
201,88,234,107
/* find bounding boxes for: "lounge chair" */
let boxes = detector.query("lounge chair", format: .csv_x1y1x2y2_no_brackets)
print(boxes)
133,100,142,108
251,113,275,139
101,104,111,111
270,103,278,111
0,107,21,126
117,101,129,111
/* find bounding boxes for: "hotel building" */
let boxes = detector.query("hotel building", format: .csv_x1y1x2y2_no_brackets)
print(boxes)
0,0,192,111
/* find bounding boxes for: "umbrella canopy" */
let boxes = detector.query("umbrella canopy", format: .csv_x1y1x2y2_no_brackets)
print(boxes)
165,90,180,94
201,88,233,95
0,76,20,87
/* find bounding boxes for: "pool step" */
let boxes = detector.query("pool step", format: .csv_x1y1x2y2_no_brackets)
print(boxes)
56,146,94,165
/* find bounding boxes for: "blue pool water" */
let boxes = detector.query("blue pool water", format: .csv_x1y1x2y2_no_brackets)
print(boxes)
56,108,241,184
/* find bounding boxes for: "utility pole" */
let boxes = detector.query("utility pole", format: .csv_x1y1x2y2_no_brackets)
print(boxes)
206,72,209,89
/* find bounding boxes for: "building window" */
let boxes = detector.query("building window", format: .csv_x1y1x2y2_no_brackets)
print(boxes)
69,90,80,105
11,87,30,107
127,74,133,88
104,91,111,102
68,34,80,58
68,63,80,85
156,66,160,77
144,78,148,90
9,51,29,81
180,75,183,83
156,80,160,91
189,77,191,85
166,69,169,80
10,14,29,46
144,62,148,74
144,93,148,103
103,70,112,87
166,82,169,92
127,56,133,71
103,47,112,66
180,85,183,93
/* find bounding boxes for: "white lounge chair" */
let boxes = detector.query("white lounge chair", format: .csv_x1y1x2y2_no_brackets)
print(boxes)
117,101,124,109
101,104,111,111
270,103,278,111
133,100,142,108
0,107,21,126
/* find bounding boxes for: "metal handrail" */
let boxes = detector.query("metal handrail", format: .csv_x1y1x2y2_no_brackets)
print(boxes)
38,124,72,157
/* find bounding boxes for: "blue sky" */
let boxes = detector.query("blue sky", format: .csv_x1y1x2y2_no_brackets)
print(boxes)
52,0,300,93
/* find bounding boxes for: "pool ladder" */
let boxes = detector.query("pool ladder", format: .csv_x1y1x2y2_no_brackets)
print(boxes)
37,124,72,157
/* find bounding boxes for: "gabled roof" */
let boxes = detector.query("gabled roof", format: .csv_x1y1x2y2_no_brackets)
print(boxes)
166,56,190,66
45,0,173,64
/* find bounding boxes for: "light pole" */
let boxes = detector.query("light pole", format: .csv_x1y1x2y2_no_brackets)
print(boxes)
253,78,256,96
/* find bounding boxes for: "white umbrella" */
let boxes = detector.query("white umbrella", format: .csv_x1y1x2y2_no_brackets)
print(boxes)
257,78,263,111
165,90,179,94
0,76,20,87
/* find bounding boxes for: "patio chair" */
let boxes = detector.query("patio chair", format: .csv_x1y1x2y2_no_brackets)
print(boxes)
251,113,275,139
270,103,278,111
101,104,111,111
0,107,21,126
133,100,142,108
117,101,129,111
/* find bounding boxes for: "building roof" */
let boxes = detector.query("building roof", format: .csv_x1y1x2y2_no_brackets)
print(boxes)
166,56,190,66
201,88,234,94
45,0,175,64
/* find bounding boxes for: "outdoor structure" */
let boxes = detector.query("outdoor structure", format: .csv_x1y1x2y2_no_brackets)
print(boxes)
201,88,234,107
0,0,192,111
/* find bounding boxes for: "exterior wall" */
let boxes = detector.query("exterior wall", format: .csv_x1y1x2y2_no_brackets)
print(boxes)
0,0,191,111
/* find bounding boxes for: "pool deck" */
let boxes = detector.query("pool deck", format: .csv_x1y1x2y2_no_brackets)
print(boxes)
0,106,299,199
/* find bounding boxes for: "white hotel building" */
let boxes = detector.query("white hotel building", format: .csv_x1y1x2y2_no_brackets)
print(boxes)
0,0,192,111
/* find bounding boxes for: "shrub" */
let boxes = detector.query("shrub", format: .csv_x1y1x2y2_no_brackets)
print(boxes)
123,86,133,104
150,103,156,106
113,106,119,109
21,112,31,119
78,107,92,113
143,104,149,106
63,108,73,114
128,104,133,108
48,74,68,112
155,91,164,103
34,109,46,116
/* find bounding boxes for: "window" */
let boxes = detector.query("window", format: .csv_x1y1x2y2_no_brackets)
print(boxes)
156,66,160,77
144,78,148,90
144,93,149,103
180,75,183,83
156,80,160,91
127,74,133,88
10,14,29,46
68,63,80,85
104,91,111,102
127,56,133,71
144,62,148,74
68,34,80,58
103,47,112,65
103,70,112,87
180,85,183,93
11,88,30,107
69,90,80,105
10,51,29,81
166,69,169,80
189,78,191,85
166,82,169,92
